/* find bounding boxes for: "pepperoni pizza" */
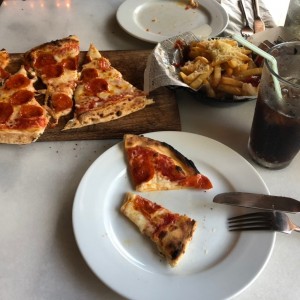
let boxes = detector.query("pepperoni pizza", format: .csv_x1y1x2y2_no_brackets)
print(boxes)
63,44,154,130
121,192,197,267
0,65,49,144
24,35,80,124
124,134,213,191
0,37,154,144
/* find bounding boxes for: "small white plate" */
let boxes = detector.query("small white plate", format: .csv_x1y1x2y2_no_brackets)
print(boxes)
73,131,275,300
116,0,229,43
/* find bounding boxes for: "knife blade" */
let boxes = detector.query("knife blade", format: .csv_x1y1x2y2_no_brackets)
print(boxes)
213,192,300,213
252,0,265,33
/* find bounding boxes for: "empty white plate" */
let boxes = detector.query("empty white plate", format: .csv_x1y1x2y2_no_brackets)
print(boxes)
116,0,229,43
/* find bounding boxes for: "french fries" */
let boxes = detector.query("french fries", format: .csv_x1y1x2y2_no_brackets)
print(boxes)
179,38,262,98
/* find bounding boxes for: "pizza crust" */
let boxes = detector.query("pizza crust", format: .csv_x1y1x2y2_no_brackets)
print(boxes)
24,35,80,69
124,133,200,172
64,95,153,129
0,129,44,144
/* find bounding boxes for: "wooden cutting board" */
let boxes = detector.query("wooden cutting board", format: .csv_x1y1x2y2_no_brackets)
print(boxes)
7,50,181,141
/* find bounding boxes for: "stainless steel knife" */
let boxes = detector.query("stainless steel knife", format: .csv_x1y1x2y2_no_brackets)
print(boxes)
213,192,300,213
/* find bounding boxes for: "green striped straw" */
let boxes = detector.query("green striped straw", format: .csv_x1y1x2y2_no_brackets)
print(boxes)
232,34,282,98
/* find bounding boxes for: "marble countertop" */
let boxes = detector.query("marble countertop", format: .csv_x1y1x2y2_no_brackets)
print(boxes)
0,1,299,300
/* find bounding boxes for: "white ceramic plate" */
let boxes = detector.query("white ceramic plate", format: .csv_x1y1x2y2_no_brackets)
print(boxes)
116,0,229,43
73,131,275,300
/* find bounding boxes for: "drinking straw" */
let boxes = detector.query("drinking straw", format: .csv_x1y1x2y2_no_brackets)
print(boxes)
232,34,282,98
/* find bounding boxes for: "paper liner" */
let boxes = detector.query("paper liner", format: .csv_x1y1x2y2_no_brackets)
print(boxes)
144,32,257,102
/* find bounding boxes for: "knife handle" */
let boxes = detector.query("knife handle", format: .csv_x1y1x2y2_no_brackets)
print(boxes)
238,0,251,27
252,0,260,18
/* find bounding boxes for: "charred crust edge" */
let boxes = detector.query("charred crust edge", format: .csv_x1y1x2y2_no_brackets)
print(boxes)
160,140,200,174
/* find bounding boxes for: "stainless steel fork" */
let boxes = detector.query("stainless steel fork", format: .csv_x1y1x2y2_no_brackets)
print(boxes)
238,0,254,38
228,211,300,234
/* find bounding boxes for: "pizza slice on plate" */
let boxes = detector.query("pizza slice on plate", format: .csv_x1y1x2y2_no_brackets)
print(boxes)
124,134,213,191
63,43,154,130
0,65,49,144
24,35,80,124
121,192,197,267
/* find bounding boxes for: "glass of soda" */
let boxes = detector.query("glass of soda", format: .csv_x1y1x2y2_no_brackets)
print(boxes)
248,41,300,169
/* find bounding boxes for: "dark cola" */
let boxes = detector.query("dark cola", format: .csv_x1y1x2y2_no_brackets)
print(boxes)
248,90,300,169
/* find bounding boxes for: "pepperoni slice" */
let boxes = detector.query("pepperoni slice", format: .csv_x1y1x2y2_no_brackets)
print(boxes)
61,57,78,70
10,90,34,105
20,105,44,118
84,78,108,95
128,147,154,185
34,53,57,69
51,93,73,112
81,68,98,82
4,74,30,90
41,64,63,78
0,102,13,123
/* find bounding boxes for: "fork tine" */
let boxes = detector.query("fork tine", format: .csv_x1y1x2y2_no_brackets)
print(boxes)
229,225,272,231
229,219,271,226
228,212,274,231
228,212,273,221
228,221,273,231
